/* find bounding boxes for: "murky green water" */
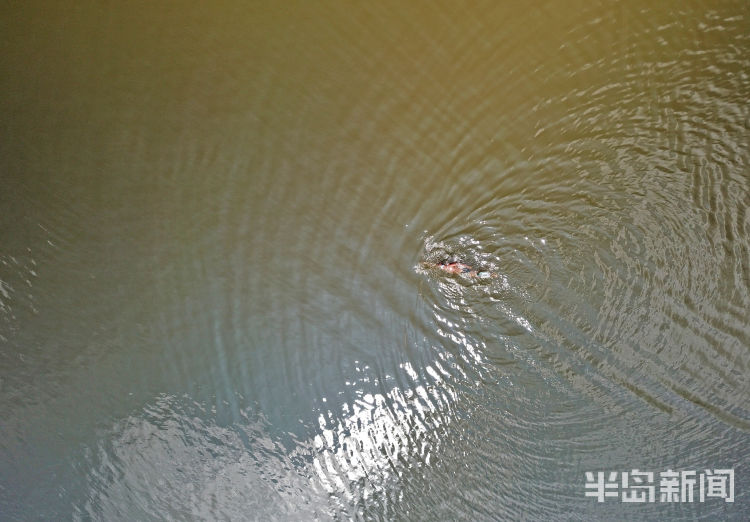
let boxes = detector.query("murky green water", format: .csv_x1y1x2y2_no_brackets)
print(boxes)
2,1,749,519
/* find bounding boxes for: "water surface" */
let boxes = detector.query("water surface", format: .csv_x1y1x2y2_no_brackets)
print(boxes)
1,0,749,519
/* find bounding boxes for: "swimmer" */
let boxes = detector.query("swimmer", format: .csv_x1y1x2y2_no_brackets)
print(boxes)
434,258,497,279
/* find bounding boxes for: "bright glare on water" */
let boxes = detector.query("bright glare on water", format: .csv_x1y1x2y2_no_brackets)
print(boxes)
1,1,749,519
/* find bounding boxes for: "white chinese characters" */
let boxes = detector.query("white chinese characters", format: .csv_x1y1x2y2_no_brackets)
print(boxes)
585,469,734,503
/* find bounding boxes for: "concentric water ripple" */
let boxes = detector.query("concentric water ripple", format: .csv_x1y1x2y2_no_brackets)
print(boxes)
1,0,749,519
